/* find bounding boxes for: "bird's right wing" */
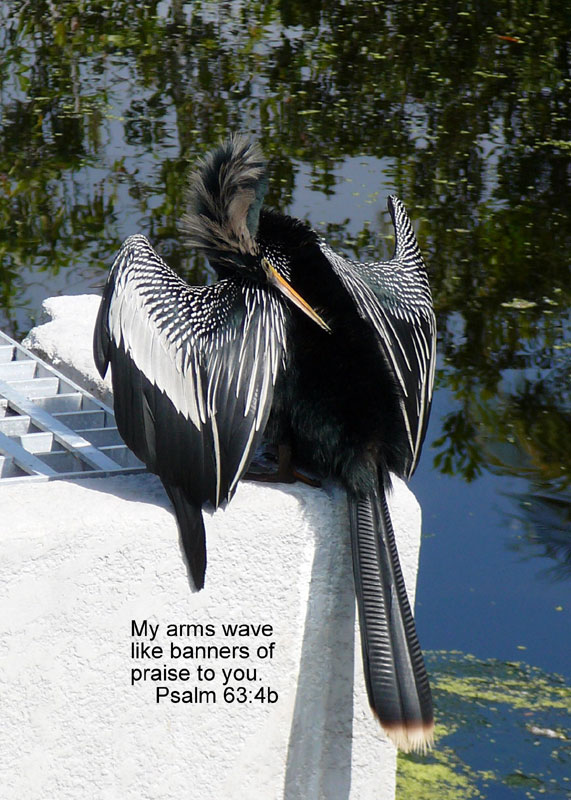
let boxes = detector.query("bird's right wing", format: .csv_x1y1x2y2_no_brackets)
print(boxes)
94,234,287,510
319,228,435,478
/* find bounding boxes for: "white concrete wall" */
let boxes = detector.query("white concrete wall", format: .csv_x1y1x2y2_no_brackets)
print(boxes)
1,296,424,800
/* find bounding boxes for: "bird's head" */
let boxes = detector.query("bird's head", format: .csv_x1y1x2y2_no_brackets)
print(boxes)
182,135,329,332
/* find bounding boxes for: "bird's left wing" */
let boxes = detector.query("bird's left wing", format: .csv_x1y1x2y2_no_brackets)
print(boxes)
94,234,286,509
319,234,436,477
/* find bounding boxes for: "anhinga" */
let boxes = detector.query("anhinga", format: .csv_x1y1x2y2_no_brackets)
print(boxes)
94,136,436,752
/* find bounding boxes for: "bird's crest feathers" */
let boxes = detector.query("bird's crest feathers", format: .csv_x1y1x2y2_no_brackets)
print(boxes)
182,135,268,262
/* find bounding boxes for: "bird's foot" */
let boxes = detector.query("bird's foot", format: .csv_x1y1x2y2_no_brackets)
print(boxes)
245,467,322,488
291,469,322,488
244,444,322,488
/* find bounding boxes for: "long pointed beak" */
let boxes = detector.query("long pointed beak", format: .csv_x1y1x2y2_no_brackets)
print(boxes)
261,258,331,332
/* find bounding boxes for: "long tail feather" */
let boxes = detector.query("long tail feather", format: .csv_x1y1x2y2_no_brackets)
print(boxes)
349,482,434,752
162,483,207,591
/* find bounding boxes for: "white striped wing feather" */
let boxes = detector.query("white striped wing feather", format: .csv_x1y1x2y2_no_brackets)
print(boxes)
95,234,286,509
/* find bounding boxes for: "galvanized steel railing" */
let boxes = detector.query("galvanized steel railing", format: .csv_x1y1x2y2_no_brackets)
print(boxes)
0,330,145,483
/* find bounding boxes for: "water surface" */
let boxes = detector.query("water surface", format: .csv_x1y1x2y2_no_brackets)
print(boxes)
1,3,569,796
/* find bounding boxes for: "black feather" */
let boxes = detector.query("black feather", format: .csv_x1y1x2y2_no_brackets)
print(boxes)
257,193,436,750
182,135,268,265
93,276,113,377
163,484,207,590
349,484,433,745
93,228,286,590
93,138,436,749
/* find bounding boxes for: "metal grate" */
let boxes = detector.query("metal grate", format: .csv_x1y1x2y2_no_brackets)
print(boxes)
0,330,145,483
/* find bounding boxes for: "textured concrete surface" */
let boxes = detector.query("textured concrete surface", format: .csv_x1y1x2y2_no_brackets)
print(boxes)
1,295,423,799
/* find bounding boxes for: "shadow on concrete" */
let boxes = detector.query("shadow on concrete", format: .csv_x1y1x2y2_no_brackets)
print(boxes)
284,487,355,800
66,471,168,508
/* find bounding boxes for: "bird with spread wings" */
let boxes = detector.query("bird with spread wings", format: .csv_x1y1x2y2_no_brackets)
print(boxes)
94,136,436,751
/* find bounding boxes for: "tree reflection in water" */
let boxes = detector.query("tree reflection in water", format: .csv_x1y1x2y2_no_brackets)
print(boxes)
1,0,568,577
1,2,569,794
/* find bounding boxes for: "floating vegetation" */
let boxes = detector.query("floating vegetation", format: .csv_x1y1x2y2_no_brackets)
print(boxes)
501,298,538,310
398,652,571,800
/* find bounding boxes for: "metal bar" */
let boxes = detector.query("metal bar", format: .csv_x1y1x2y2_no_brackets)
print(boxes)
0,344,15,363
0,416,32,436
0,379,123,472
0,455,25,479
5,377,60,397
19,431,55,454
0,465,147,486
34,393,88,413
0,361,37,380
53,410,107,429
0,332,85,395
0,329,147,482
0,429,58,476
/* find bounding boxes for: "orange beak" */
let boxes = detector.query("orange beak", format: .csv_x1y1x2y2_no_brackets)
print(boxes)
261,258,331,333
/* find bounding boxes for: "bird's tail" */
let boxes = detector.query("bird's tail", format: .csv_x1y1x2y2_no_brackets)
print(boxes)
348,482,434,752
162,482,207,591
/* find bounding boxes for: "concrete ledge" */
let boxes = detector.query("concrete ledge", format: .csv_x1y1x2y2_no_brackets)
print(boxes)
1,295,423,799
23,295,113,405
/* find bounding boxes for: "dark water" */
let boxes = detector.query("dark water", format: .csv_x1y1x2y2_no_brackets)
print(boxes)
1,2,569,797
